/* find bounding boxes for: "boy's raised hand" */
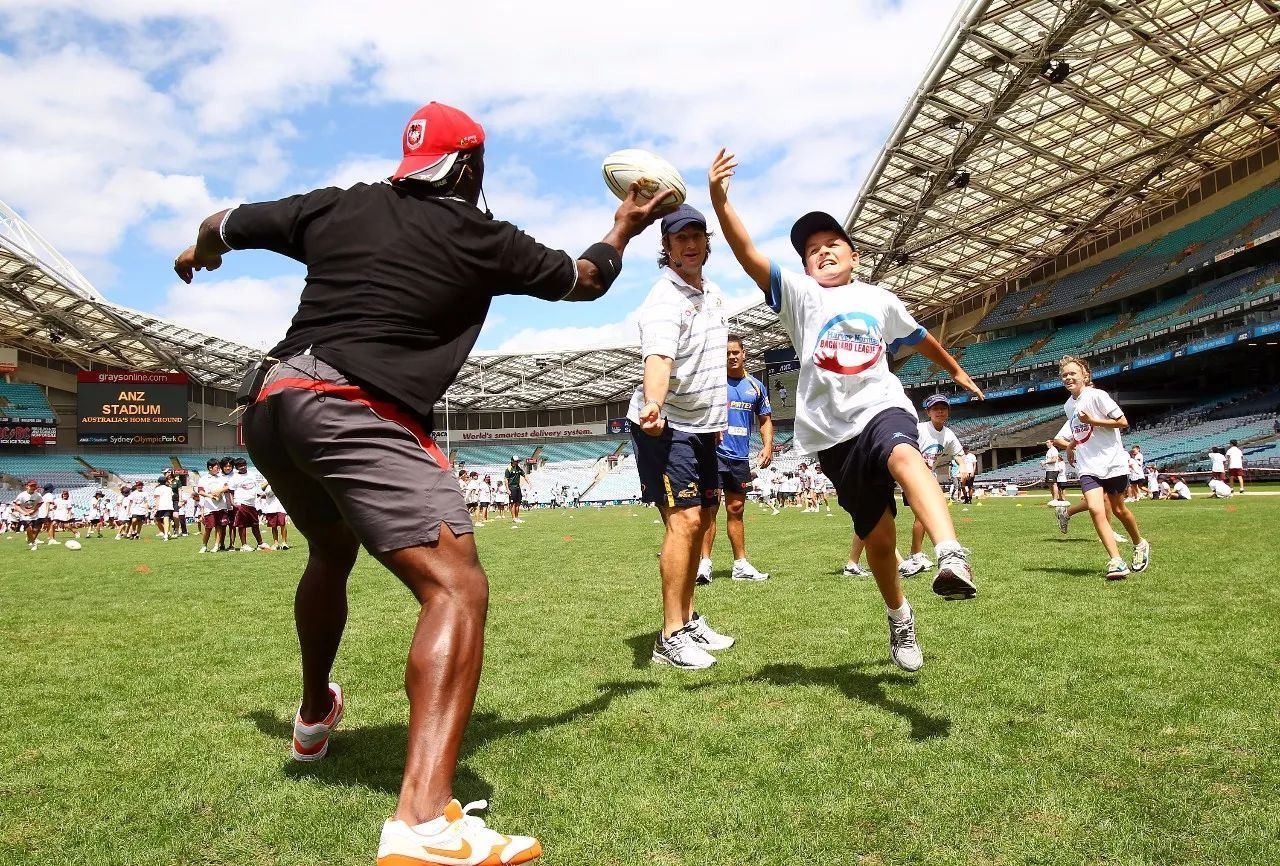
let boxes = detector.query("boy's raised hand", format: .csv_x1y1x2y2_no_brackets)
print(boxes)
709,148,738,205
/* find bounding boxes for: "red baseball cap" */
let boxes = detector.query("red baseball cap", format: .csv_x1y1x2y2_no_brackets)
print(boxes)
391,102,485,183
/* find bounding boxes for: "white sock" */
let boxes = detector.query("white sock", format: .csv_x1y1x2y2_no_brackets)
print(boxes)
699,557,712,572
733,558,749,569
934,540,963,558
887,601,912,623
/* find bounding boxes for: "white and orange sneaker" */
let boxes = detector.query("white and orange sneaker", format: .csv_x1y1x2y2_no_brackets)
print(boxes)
290,682,344,762
377,799,542,865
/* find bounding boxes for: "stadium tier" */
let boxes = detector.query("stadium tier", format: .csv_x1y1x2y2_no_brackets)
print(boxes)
981,183,1280,330
0,383,56,422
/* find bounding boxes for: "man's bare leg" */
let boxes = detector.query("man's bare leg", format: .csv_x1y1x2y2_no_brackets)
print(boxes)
658,505,707,635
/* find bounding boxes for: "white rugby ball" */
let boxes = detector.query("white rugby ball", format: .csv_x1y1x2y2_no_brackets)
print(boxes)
64,539,82,550
602,149,687,206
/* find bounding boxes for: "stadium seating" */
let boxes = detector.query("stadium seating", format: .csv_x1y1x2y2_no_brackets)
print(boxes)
584,455,642,502
980,182,1280,329
0,383,56,421
536,440,620,462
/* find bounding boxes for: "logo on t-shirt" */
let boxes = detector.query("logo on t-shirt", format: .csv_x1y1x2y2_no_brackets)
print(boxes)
921,443,942,468
1070,416,1093,444
812,312,883,375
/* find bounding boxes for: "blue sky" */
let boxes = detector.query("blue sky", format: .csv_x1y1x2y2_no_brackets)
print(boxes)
0,0,961,353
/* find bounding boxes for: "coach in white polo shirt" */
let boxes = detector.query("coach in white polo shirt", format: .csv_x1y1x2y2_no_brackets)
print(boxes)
629,204,733,670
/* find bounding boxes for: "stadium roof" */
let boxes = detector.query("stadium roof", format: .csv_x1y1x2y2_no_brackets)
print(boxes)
847,0,1280,321
0,200,258,389
4,0,1278,411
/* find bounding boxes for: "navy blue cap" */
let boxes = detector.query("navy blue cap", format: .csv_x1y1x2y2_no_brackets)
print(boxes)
790,211,857,259
923,393,950,409
661,204,707,235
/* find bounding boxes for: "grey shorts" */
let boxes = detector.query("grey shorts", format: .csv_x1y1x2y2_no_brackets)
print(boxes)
242,354,470,555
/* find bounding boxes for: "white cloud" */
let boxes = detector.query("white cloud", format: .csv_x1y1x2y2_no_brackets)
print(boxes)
154,274,303,351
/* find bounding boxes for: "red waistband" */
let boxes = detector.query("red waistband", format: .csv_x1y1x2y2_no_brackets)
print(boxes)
256,377,449,470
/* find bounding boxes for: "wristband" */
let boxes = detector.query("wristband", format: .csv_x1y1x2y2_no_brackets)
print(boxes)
579,242,622,289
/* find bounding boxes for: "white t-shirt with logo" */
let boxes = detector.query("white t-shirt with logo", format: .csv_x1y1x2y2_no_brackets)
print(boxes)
1209,451,1227,473
917,421,963,482
627,267,729,433
1226,445,1244,470
767,265,924,454
128,490,149,516
198,472,229,511
1057,386,1128,481
230,469,262,506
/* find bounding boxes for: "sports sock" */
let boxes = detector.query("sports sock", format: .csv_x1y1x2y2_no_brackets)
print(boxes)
733,558,749,568
934,539,963,557
887,601,912,623
698,557,712,572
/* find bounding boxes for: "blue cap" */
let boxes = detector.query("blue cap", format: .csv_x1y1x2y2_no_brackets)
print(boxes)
661,204,707,235
923,393,950,409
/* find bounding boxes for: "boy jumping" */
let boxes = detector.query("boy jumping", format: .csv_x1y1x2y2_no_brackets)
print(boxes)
708,150,982,673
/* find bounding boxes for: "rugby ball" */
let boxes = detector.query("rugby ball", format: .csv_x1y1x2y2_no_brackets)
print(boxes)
64,539,82,551
602,149,687,206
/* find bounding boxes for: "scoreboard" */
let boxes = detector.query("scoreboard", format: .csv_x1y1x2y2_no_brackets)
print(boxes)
77,371,189,446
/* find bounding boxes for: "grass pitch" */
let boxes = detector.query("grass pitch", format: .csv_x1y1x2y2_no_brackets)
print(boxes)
3,494,1278,865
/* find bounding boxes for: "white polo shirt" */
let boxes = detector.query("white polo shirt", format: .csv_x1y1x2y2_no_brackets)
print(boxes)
1226,445,1244,470
627,266,728,433
767,263,924,454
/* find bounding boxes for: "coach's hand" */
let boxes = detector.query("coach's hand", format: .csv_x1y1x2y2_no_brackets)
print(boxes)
638,400,666,437
174,245,223,283
613,183,679,240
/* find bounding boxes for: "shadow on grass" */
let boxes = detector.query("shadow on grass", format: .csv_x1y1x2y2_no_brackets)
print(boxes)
625,631,654,669
247,679,658,795
687,661,951,741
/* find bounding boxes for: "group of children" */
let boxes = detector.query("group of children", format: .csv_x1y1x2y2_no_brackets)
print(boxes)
750,463,832,514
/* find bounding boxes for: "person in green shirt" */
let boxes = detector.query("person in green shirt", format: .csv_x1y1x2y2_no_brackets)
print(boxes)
504,455,528,525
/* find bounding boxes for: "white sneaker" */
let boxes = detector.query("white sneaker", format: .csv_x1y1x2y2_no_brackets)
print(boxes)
376,799,542,866
1056,506,1070,534
695,557,713,586
687,612,735,650
47,539,61,545
1112,531,1129,544
239,544,254,552
1131,539,1150,572
898,555,926,577
932,543,977,600
279,543,290,550
888,609,923,672
199,545,208,553
29,542,37,551
292,682,344,761
770,508,780,515
512,518,525,524
652,624,717,669
1105,556,1130,581
474,521,486,528
843,562,870,577
912,552,933,570
730,560,769,581
258,542,272,550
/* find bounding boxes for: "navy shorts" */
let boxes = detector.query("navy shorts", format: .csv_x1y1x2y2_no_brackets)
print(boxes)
632,426,720,508
818,407,920,540
717,455,752,496
1079,473,1129,495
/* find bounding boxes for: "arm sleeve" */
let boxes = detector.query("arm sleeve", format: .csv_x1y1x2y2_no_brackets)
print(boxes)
883,291,927,354
1093,390,1124,420
490,223,578,301
755,377,773,416
221,187,344,262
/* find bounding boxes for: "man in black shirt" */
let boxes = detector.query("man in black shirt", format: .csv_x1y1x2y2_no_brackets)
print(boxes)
174,101,674,864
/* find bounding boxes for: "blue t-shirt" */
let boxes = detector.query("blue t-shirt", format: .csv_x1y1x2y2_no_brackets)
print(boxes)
718,374,772,461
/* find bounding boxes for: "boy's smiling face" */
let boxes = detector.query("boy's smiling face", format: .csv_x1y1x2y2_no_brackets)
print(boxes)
803,230,860,287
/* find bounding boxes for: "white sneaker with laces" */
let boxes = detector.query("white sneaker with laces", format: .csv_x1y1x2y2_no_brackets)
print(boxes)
47,539,61,545
199,546,208,553
652,624,717,669
912,551,933,570
1106,556,1130,581
279,542,290,550
898,556,925,578
1131,539,1150,572
843,561,870,577
1112,531,1129,544
888,609,923,672
730,560,768,581
687,612,735,650
932,542,977,600
1056,506,1070,534
239,544,254,552
695,557,713,586
377,799,542,865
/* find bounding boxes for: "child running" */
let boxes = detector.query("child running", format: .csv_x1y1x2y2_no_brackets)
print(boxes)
709,149,982,673
1051,356,1150,579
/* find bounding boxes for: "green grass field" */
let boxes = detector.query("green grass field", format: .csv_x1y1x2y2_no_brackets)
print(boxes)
4,494,1279,865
